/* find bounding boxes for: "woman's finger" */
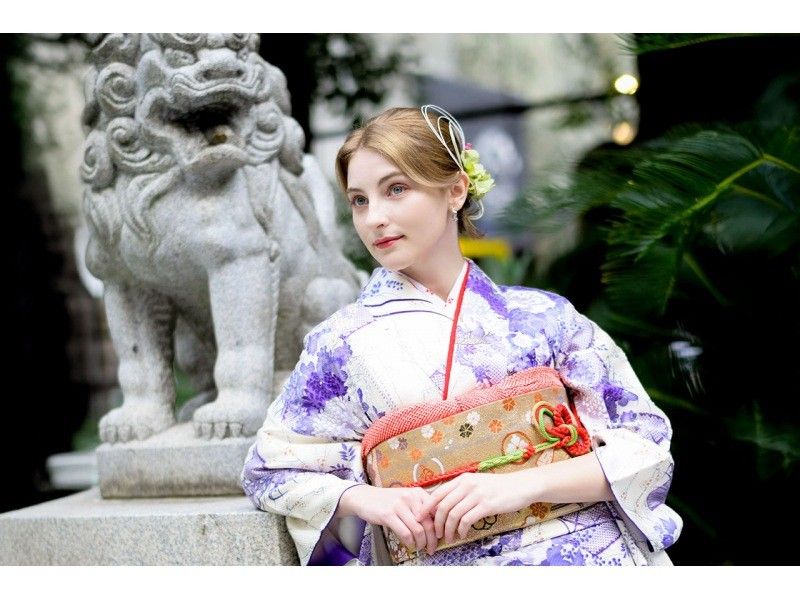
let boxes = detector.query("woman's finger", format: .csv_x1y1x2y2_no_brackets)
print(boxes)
443,495,479,544
433,484,469,538
397,507,428,552
410,491,439,556
456,503,487,541
412,490,433,521
384,513,415,550
423,482,450,505
420,515,438,556
420,487,445,516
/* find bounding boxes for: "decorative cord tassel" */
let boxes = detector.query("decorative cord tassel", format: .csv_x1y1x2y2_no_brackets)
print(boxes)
406,462,481,487
477,444,536,471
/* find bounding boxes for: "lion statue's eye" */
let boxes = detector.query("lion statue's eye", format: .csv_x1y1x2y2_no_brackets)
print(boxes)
164,48,196,68
227,34,250,51
168,33,205,48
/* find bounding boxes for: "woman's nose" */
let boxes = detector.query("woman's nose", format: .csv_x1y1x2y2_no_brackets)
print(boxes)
364,201,389,227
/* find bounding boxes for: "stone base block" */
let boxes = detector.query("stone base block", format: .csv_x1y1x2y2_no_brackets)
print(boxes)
0,487,298,565
96,423,252,498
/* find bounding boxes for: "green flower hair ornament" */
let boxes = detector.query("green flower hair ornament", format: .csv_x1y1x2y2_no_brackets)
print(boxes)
461,144,496,201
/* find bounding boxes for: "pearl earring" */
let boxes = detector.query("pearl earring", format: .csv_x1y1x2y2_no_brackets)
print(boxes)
451,207,458,221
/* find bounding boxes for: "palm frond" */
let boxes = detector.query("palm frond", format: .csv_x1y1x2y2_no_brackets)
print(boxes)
618,33,763,55
754,73,800,131
583,297,690,340
502,147,646,234
505,74,800,317
645,387,710,417
601,126,799,314
728,402,800,478
706,192,800,256
602,242,684,316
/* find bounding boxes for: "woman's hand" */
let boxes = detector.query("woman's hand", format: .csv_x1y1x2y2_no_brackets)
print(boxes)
421,472,538,544
339,485,438,555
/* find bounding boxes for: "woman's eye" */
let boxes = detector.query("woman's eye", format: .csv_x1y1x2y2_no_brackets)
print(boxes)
389,184,405,195
350,196,367,207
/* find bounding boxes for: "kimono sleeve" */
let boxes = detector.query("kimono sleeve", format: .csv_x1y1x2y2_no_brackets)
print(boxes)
240,323,373,565
553,298,683,553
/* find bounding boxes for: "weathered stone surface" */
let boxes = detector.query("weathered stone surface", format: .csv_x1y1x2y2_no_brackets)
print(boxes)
96,423,253,498
80,33,365,457
0,487,298,565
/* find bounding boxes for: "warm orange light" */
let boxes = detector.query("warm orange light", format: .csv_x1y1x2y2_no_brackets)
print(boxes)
612,121,636,145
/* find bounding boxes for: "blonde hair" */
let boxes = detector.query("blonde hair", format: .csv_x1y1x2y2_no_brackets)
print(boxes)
335,107,485,239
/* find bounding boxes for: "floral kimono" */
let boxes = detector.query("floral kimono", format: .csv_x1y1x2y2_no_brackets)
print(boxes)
241,258,683,565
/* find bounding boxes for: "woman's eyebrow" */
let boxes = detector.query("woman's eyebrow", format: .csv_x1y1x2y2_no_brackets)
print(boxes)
347,171,405,193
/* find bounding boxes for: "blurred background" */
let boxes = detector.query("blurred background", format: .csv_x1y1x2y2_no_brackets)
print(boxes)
2,32,798,565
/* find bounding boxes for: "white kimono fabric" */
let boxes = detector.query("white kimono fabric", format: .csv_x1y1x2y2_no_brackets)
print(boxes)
241,258,683,565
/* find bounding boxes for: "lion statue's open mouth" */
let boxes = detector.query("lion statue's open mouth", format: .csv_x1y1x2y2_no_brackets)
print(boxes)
165,102,244,146
151,98,251,172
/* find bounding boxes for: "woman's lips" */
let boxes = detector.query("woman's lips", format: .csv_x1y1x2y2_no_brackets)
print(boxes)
375,236,403,249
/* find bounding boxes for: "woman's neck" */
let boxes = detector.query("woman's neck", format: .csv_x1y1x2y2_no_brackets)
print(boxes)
399,251,467,302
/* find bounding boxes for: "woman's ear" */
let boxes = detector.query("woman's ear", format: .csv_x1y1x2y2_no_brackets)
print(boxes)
449,172,469,210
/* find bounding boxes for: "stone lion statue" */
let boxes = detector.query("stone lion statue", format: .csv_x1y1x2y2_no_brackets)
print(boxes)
79,33,364,444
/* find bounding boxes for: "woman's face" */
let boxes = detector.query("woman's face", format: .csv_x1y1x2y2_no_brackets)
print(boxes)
346,148,460,271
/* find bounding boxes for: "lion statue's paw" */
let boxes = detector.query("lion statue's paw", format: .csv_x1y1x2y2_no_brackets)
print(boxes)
191,392,268,440
99,402,176,444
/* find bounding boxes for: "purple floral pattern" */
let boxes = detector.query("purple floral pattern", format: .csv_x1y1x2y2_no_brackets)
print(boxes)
469,269,508,318
601,383,639,423
241,258,682,565
278,332,354,437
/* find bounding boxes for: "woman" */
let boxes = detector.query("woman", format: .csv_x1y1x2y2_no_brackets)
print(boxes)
241,105,682,565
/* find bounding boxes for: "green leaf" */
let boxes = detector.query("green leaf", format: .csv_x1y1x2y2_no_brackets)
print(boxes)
602,243,683,316
644,387,709,417
619,33,763,55
664,493,719,541
706,193,800,255
475,252,534,287
754,73,800,131
583,298,685,340
728,402,800,478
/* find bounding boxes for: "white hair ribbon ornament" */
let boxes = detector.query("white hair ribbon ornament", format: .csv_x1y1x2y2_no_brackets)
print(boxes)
420,104,487,221
420,104,467,173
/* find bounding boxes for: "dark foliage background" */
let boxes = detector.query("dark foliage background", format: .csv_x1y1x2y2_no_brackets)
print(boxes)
495,33,800,564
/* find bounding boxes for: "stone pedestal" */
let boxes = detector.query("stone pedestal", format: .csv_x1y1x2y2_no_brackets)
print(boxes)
96,423,252,498
0,487,298,565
